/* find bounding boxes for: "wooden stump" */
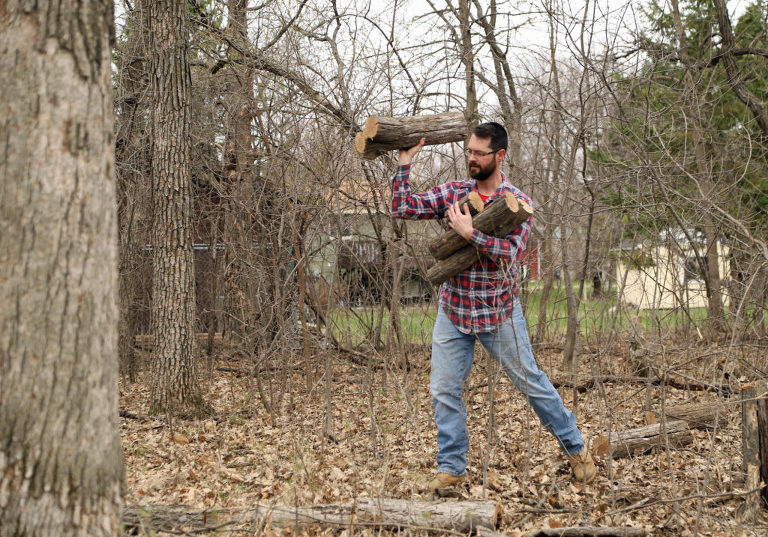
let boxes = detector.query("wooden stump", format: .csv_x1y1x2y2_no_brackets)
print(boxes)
425,194,533,285
741,381,768,520
354,112,467,159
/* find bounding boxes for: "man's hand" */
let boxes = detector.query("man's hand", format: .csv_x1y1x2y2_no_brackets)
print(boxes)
398,137,426,166
446,201,473,241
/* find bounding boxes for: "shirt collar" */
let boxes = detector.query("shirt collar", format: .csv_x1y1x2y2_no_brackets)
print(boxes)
471,171,511,201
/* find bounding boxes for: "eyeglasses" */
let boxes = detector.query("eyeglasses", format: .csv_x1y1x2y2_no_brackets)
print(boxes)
465,148,499,158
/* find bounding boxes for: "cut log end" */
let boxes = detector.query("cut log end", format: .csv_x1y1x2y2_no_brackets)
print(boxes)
362,116,380,139
465,191,484,215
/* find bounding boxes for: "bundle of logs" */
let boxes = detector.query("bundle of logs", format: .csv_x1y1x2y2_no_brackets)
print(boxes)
426,192,533,285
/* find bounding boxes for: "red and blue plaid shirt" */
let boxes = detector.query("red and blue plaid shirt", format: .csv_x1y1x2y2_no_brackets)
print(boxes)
392,164,532,334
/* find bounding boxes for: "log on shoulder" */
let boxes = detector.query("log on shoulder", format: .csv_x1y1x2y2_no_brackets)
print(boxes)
355,112,467,159
429,192,532,260
425,194,533,285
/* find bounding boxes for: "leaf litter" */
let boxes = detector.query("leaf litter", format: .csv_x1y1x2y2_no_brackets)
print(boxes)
120,339,766,536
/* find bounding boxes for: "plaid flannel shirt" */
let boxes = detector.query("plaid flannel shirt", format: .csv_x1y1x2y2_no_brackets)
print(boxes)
392,164,532,334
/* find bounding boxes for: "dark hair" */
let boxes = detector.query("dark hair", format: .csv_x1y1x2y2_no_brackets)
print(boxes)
472,122,508,152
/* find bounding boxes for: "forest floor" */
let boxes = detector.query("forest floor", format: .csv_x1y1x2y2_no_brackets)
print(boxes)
120,335,768,537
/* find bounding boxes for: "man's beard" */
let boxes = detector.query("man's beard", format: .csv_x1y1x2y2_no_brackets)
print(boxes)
469,159,497,181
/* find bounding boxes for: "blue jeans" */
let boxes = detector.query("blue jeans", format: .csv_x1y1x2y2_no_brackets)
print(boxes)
430,302,584,476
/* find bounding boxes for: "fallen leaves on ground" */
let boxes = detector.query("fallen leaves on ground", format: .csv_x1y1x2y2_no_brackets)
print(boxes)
120,338,765,536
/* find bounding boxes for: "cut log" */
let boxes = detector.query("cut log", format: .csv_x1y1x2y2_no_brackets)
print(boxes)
522,527,647,537
426,194,533,285
355,112,467,159
124,499,500,534
599,420,692,459
457,191,485,217
653,402,731,430
428,192,532,260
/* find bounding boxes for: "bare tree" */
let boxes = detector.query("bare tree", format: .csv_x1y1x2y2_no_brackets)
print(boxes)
0,1,124,535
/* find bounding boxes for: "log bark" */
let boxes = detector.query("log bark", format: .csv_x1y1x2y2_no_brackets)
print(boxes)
653,402,730,430
602,420,692,459
522,527,647,537
124,499,500,533
426,194,533,285
429,193,532,260
355,112,467,159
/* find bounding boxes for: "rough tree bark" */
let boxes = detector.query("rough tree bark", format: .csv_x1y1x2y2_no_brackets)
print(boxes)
146,0,200,413
0,1,124,535
354,113,467,158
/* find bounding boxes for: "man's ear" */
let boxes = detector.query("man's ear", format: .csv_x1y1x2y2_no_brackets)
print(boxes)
496,149,506,163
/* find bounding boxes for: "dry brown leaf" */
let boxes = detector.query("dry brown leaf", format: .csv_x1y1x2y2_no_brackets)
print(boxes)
548,517,564,528
173,432,189,445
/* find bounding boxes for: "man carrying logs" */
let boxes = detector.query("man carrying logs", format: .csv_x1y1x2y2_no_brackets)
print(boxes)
391,122,595,494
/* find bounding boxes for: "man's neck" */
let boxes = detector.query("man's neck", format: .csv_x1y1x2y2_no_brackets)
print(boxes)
475,171,503,197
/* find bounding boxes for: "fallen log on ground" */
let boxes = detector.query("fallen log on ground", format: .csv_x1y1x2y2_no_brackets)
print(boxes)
426,193,533,285
653,402,731,430
522,527,647,537
124,499,501,534
598,420,693,459
550,375,731,396
355,112,467,159
428,192,532,260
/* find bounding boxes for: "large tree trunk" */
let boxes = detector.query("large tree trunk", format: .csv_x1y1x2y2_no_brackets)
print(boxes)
146,0,199,413
116,5,151,381
0,1,124,535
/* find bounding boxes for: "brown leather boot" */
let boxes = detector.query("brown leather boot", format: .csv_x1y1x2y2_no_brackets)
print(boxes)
566,449,596,483
426,472,466,493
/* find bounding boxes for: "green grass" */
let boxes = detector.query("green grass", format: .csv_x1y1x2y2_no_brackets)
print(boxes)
329,281,731,347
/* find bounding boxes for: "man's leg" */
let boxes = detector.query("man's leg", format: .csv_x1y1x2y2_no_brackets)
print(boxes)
478,301,584,456
430,306,476,476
